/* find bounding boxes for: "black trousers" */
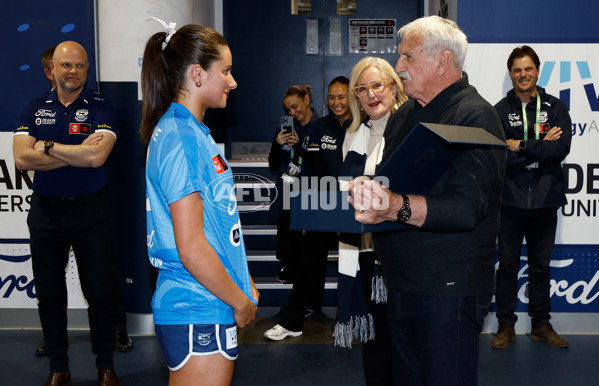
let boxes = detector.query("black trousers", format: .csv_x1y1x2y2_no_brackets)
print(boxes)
109,252,127,331
495,205,558,328
275,209,303,280
28,189,116,372
279,230,333,331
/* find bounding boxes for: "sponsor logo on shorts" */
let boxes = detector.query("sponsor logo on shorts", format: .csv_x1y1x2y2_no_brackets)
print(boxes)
226,326,237,349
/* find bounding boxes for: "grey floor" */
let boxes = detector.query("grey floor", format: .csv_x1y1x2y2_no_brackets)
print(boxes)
2,307,598,385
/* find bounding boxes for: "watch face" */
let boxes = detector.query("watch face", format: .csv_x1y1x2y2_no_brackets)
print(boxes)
398,208,411,222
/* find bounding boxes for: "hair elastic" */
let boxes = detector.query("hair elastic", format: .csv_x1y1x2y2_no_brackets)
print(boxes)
149,17,177,49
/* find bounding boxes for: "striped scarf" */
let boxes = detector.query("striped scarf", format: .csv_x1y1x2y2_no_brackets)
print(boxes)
334,119,388,348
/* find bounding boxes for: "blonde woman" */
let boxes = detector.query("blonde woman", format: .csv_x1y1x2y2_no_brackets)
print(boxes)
336,56,406,385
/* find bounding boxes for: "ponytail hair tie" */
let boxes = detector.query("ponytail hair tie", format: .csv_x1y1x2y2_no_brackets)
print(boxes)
149,17,177,49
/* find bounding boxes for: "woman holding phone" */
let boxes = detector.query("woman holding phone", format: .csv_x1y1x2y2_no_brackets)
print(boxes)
268,85,320,284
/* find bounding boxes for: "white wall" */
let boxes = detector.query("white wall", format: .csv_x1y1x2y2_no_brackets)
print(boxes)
97,0,221,86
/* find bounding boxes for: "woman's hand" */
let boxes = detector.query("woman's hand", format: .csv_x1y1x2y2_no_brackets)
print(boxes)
276,129,291,145
276,129,299,146
233,297,257,328
287,130,299,146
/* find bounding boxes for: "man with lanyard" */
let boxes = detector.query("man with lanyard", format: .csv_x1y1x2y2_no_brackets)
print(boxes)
13,41,121,385
491,45,572,349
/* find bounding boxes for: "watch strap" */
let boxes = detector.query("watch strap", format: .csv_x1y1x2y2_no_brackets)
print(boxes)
396,194,412,223
44,140,54,155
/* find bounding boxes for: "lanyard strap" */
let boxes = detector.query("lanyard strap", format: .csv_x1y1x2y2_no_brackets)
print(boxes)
522,93,541,140
289,144,303,167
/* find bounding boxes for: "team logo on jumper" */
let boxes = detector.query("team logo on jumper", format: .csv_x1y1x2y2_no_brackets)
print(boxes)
75,109,89,122
69,123,91,134
197,333,211,346
212,154,229,175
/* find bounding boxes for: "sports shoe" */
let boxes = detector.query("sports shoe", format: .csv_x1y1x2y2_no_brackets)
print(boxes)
264,324,302,341
491,325,516,349
530,324,569,348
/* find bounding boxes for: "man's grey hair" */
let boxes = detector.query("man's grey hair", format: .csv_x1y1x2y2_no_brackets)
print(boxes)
398,16,468,71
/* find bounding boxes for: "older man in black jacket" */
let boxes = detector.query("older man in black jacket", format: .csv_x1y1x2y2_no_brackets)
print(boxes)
346,16,506,385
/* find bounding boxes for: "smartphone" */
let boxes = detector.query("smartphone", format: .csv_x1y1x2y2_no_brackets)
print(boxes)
280,116,295,136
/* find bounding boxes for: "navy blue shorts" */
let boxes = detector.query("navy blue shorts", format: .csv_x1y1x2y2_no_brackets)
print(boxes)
155,323,239,370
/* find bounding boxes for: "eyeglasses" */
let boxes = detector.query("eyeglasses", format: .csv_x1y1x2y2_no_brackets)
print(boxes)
353,79,388,97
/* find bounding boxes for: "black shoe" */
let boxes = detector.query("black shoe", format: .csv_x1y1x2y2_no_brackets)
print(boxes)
115,329,133,352
277,267,294,284
36,337,46,356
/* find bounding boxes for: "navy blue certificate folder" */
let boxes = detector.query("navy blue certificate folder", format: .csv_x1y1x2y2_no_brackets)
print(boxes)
289,122,507,233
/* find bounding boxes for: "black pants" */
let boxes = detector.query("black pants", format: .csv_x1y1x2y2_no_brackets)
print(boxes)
279,230,333,331
495,205,558,328
109,252,127,330
275,209,303,280
28,189,116,372
386,290,491,386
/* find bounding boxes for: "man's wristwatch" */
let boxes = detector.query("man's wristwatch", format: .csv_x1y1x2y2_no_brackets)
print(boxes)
518,140,527,151
44,140,54,155
396,194,412,223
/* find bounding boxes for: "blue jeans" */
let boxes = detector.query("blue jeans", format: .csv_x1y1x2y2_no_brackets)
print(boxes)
386,288,491,386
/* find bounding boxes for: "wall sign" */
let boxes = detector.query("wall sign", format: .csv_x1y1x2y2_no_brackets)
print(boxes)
349,19,396,54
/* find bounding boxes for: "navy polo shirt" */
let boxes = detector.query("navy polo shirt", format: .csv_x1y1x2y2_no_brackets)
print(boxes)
14,87,118,197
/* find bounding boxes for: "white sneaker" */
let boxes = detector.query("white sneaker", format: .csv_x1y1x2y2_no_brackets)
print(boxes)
264,324,302,341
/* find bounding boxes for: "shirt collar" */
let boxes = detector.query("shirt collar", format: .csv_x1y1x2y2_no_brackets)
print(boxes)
45,86,92,105
171,102,210,135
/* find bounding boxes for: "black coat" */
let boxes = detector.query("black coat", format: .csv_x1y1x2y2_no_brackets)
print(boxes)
494,87,572,209
374,73,507,297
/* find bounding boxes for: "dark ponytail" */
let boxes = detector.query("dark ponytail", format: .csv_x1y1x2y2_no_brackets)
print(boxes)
140,32,172,144
140,25,228,145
